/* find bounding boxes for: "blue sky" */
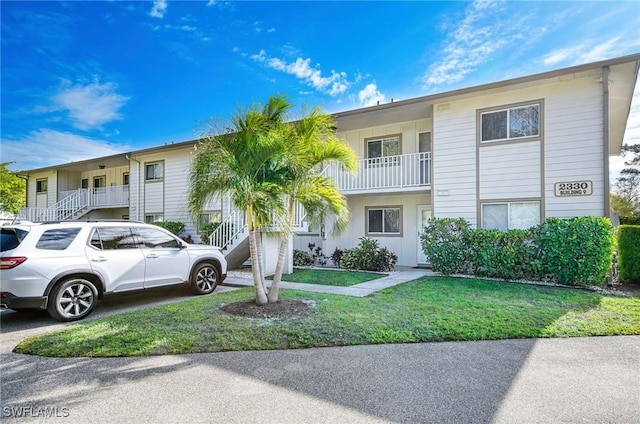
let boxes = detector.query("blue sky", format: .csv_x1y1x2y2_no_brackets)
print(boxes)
1,0,639,174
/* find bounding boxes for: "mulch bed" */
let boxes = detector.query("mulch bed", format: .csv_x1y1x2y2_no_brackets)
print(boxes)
219,299,313,319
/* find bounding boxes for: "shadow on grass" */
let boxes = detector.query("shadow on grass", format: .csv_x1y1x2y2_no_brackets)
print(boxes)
3,277,638,422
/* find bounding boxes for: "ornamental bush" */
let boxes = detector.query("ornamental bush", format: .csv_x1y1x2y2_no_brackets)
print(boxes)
468,228,540,280
419,218,471,275
420,216,614,286
340,237,398,272
153,221,185,236
617,225,640,283
534,216,614,286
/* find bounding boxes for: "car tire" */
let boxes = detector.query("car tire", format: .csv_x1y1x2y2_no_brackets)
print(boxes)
47,277,98,322
190,263,219,295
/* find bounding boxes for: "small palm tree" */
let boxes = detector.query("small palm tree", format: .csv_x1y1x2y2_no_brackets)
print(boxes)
189,97,291,305
268,107,358,303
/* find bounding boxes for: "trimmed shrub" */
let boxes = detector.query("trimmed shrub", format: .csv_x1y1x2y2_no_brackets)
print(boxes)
468,228,540,280
535,217,615,286
153,221,185,236
620,215,640,226
618,225,640,283
340,237,397,272
293,249,314,267
420,218,471,275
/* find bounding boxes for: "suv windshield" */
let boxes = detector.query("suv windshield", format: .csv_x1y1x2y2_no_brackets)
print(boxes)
0,228,29,252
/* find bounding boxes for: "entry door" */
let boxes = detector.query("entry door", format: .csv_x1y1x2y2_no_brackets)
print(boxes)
417,205,432,265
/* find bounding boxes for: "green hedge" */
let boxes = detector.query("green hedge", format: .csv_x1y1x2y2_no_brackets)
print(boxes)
341,237,398,272
618,225,640,283
419,218,470,275
421,216,615,286
536,217,614,286
153,221,185,236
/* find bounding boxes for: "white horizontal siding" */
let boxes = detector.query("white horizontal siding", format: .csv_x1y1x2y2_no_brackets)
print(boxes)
544,76,604,218
433,101,477,223
479,142,541,199
322,193,430,267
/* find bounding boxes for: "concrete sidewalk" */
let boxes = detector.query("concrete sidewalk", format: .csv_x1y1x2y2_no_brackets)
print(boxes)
223,267,435,296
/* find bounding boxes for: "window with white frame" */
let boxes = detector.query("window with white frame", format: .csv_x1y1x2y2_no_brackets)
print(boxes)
36,178,48,193
481,103,540,143
198,211,222,233
366,135,400,165
145,214,164,223
481,201,540,231
145,162,163,181
366,206,402,236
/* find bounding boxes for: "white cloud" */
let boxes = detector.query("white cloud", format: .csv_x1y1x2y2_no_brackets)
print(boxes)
206,0,216,6
149,0,167,19
51,80,129,130
542,36,624,66
1,129,131,171
251,50,350,96
358,83,386,107
423,0,535,87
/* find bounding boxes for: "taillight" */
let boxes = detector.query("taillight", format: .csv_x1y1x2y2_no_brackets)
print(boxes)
0,257,27,269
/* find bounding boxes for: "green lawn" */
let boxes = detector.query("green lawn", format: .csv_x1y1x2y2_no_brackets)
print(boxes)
269,268,385,286
14,277,640,357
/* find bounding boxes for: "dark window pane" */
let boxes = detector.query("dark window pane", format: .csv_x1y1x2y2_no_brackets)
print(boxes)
509,105,539,138
1,229,29,252
482,111,507,141
95,227,139,250
36,228,81,250
384,209,400,233
368,209,383,233
368,140,382,159
136,227,180,248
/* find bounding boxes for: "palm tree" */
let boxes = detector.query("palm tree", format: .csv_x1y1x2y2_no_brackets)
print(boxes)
267,107,358,303
189,97,292,305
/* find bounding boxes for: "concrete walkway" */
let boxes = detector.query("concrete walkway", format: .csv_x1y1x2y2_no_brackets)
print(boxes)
223,267,435,296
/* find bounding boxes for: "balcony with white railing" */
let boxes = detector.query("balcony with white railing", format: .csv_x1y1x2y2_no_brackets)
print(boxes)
19,185,130,222
324,152,431,195
60,185,130,208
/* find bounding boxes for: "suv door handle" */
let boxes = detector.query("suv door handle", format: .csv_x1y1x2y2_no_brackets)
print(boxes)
146,254,159,259
91,257,108,262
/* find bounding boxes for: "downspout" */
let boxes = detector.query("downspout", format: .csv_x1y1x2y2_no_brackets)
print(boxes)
125,154,141,221
602,66,611,218
15,174,29,221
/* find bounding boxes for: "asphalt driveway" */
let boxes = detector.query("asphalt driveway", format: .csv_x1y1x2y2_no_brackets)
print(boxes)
2,298,639,424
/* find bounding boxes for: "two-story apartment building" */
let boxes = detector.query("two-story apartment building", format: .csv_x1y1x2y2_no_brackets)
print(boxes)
17,54,640,268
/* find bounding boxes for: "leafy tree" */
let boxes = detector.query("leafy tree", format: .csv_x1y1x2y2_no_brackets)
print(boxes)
0,162,26,214
613,144,640,221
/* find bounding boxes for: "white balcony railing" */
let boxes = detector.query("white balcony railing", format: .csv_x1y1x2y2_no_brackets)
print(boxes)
61,185,130,208
325,152,431,193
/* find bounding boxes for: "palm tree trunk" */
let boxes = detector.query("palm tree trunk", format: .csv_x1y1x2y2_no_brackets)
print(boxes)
268,198,294,303
247,206,268,306
254,228,268,296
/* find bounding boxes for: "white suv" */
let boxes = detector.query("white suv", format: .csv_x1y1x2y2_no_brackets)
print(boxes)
1,221,227,321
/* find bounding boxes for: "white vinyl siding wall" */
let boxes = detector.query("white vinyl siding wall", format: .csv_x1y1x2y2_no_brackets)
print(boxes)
432,103,477,223
133,147,222,239
322,193,430,267
543,76,604,217
479,142,541,199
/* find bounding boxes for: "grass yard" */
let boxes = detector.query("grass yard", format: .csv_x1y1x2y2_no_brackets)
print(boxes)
14,276,640,357
269,268,385,286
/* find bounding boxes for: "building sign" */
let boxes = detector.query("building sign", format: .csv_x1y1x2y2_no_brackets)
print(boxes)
554,181,592,197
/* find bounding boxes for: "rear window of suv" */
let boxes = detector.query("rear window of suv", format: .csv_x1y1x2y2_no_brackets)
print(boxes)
1,228,29,252
36,228,81,250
